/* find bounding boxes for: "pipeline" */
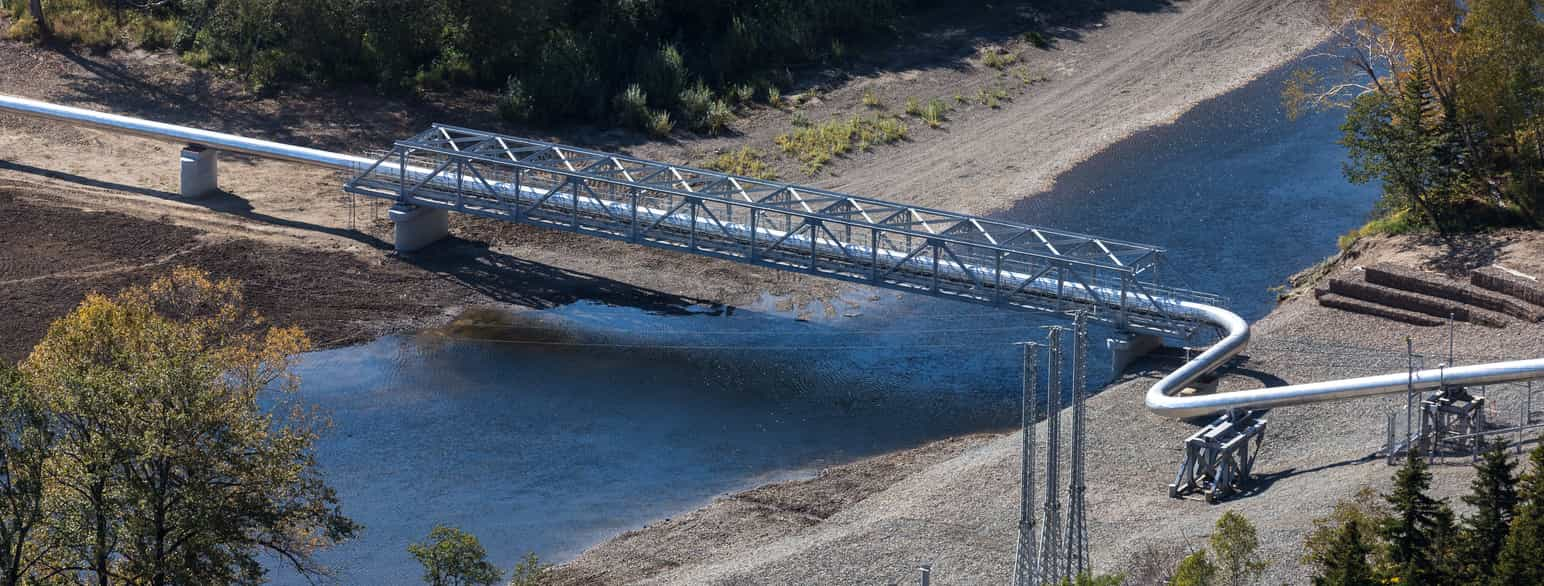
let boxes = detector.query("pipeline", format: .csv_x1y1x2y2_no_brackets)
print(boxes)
5,94,1543,418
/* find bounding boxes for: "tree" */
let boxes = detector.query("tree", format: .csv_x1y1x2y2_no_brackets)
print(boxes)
1381,452,1458,584
1303,487,1391,580
1311,518,1377,586
1208,511,1268,586
1459,440,1519,581
407,525,503,586
22,267,357,584
1171,549,1216,586
25,0,49,40
507,551,548,586
1492,439,1544,586
0,366,56,586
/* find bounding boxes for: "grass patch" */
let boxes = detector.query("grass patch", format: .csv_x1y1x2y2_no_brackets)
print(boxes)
1023,31,1054,50
1337,208,1420,249
979,46,1019,70
921,98,948,128
4,0,179,48
702,147,777,180
904,96,922,116
862,88,882,108
775,114,908,174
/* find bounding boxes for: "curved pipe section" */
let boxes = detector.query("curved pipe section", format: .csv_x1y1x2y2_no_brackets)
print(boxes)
6,94,1544,418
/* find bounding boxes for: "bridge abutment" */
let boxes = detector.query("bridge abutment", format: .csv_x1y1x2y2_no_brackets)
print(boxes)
389,203,449,252
1107,333,1163,377
179,145,219,199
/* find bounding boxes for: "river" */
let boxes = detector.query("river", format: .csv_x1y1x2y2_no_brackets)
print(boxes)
268,55,1381,584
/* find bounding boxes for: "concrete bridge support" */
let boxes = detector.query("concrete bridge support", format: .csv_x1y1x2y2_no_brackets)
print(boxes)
388,203,449,252
1107,333,1163,377
179,145,219,199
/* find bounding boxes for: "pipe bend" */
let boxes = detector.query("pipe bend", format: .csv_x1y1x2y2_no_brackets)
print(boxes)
1146,301,1544,419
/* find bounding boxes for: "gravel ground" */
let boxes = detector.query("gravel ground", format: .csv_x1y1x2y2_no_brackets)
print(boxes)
548,230,1544,585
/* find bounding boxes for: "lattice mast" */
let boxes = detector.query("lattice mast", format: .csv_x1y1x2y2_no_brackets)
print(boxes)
1065,314,1091,578
1013,342,1041,586
1039,328,1065,585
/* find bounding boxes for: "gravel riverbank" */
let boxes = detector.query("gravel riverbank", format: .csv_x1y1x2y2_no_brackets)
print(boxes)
547,232,1544,585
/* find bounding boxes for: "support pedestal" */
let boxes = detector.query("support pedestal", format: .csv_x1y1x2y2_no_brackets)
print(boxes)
388,204,449,252
179,146,218,199
1107,333,1163,377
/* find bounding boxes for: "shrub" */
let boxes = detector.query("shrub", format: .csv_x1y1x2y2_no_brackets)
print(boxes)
647,110,674,138
904,96,922,116
729,83,756,106
980,46,1018,70
921,98,948,128
678,81,714,132
706,99,735,135
639,43,688,109
703,147,777,180
766,85,783,108
862,88,882,108
498,77,534,123
1024,30,1054,49
407,526,502,586
613,83,651,130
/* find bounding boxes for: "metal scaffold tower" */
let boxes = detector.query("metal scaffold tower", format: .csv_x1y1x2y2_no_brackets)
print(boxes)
1039,328,1065,586
1013,343,1040,586
1014,318,1095,586
1065,315,1090,578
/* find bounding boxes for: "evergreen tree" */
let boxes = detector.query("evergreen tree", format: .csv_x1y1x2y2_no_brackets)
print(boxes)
1382,452,1451,584
1460,440,1519,582
1492,440,1544,586
1209,511,1268,586
1311,518,1377,586
1171,549,1216,586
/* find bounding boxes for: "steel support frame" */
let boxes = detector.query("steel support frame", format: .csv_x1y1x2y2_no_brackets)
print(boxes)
343,125,1223,339
1169,411,1268,503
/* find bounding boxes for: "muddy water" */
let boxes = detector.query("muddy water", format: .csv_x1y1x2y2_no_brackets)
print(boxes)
270,57,1379,584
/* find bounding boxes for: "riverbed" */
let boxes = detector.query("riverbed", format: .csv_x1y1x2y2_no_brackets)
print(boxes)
269,55,1380,584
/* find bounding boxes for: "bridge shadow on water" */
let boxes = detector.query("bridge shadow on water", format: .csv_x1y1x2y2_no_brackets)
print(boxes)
402,237,723,317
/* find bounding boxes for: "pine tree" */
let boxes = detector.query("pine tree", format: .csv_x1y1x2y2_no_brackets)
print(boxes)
1460,440,1519,582
1492,440,1544,586
1382,452,1450,584
1311,518,1377,586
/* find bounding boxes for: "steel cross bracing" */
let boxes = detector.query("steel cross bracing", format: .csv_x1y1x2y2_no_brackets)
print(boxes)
345,125,1223,339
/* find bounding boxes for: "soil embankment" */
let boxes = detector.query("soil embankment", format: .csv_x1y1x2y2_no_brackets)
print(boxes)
547,232,1544,585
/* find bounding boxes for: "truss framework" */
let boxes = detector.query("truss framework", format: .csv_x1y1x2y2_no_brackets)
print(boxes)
345,125,1223,338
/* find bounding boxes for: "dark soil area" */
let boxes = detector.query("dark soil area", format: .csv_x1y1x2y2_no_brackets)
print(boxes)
0,187,449,361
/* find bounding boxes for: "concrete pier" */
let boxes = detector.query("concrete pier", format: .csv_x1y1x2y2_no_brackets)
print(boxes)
388,203,449,252
179,145,218,199
1107,333,1163,376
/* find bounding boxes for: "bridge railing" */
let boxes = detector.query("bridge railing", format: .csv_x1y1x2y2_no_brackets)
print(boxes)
345,125,1223,340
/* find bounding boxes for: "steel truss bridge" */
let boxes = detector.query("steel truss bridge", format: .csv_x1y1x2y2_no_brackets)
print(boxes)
344,125,1223,340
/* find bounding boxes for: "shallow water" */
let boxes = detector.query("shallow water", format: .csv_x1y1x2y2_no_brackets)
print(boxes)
268,55,1380,584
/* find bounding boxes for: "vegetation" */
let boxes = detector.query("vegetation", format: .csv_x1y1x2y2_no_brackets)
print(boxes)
862,88,882,109
1209,511,1268,586
1171,549,1216,586
979,46,1019,70
408,525,504,586
0,268,355,584
703,147,777,180
1166,511,1268,586
1302,440,1544,585
507,552,549,586
1288,0,1544,241
775,114,907,174
3,0,948,129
